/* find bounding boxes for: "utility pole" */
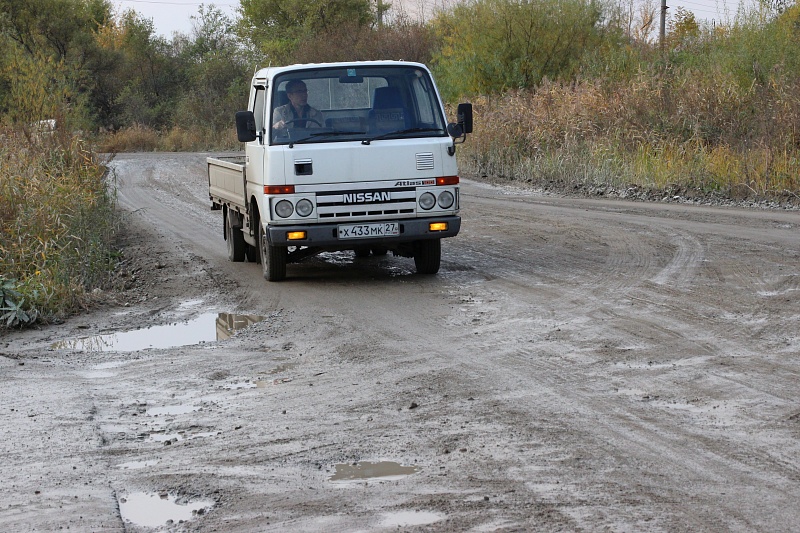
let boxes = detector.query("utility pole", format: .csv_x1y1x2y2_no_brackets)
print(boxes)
660,0,668,49
376,0,390,28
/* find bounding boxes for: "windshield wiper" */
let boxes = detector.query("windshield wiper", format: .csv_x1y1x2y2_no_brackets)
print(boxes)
361,127,445,145
289,130,366,148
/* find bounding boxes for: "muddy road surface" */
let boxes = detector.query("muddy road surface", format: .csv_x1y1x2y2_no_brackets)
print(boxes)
2,152,800,532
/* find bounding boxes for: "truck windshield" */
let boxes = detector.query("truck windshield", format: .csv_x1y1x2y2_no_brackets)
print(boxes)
269,66,447,146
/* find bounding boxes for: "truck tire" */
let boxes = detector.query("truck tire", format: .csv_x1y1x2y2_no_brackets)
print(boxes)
257,220,287,281
245,244,257,263
413,239,441,274
226,210,246,262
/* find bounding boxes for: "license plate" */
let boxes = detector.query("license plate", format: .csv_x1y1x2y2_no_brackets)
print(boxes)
338,222,399,239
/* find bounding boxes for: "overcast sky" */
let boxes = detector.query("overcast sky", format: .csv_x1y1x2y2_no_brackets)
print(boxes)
112,0,754,39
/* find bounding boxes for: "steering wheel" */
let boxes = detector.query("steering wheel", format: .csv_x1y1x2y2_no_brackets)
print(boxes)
283,118,322,127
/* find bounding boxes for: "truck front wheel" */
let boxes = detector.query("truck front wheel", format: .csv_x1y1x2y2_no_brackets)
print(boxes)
226,210,246,262
413,239,441,275
257,221,287,281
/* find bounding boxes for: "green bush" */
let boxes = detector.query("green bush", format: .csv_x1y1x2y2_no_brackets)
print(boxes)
431,0,604,100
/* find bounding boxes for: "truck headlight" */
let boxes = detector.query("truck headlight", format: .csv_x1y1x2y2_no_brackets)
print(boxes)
295,199,313,217
275,200,294,218
419,192,436,210
437,190,454,209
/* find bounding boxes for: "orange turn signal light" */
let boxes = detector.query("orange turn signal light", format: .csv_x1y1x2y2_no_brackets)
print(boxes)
429,222,448,232
287,231,307,240
436,176,459,186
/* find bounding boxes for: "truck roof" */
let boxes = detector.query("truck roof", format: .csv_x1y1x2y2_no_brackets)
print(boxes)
252,60,429,85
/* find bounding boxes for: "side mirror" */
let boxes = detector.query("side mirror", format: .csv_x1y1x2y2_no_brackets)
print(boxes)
235,110,257,142
446,102,472,156
446,122,463,139
457,102,473,134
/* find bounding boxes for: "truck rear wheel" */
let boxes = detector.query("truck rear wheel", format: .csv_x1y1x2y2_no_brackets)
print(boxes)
257,221,287,281
226,210,246,262
413,239,441,274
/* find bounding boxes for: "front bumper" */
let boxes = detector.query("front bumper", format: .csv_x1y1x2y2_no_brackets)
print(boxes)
267,216,461,247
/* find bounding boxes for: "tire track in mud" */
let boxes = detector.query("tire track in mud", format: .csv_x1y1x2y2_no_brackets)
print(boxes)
443,184,800,530
460,192,694,298
423,335,800,531
648,229,705,287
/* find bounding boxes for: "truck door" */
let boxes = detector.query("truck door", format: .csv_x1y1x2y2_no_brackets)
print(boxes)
245,84,267,206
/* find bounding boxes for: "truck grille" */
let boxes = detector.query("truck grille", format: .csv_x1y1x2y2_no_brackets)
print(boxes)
316,188,416,220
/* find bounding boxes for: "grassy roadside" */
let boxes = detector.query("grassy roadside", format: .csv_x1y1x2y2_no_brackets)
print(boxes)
458,75,800,207
0,128,118,328
96,125,240,153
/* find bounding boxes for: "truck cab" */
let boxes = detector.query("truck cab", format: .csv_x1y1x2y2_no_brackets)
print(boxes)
210,61,472,281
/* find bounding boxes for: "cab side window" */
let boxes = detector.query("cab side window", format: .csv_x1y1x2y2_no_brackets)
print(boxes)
253,86,266,135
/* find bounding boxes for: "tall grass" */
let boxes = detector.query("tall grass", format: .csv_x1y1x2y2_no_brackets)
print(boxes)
461,68,800,201
0,128,118,327
454,3,800,203
97,124,241,153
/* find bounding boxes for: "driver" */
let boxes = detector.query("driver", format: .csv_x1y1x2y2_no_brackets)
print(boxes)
272,80,324,130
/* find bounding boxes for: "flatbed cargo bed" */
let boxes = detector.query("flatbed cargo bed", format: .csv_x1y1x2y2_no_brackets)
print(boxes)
207,155,247,210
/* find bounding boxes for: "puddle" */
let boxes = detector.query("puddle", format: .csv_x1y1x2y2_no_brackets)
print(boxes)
52,312,264,352
118,492,213,528
329,461,420,483
382,510,445,527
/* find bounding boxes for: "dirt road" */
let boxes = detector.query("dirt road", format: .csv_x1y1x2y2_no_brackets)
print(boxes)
2,152,799,532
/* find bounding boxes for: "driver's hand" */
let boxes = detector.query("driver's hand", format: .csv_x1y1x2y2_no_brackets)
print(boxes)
273,120,285,130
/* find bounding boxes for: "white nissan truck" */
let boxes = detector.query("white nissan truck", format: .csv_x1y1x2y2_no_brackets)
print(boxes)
207,61,472,281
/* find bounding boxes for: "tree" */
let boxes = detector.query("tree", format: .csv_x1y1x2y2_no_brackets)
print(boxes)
0,0,112,129
106,10,183,128
237,0,374,63
171,5,250,131
0,0,111,59
668,6,700,46
291,10,438,64
431,0,604,99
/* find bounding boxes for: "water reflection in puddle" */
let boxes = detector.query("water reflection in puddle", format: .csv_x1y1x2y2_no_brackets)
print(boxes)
53,312,264,352
329,461,419,483
118,492,213,528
